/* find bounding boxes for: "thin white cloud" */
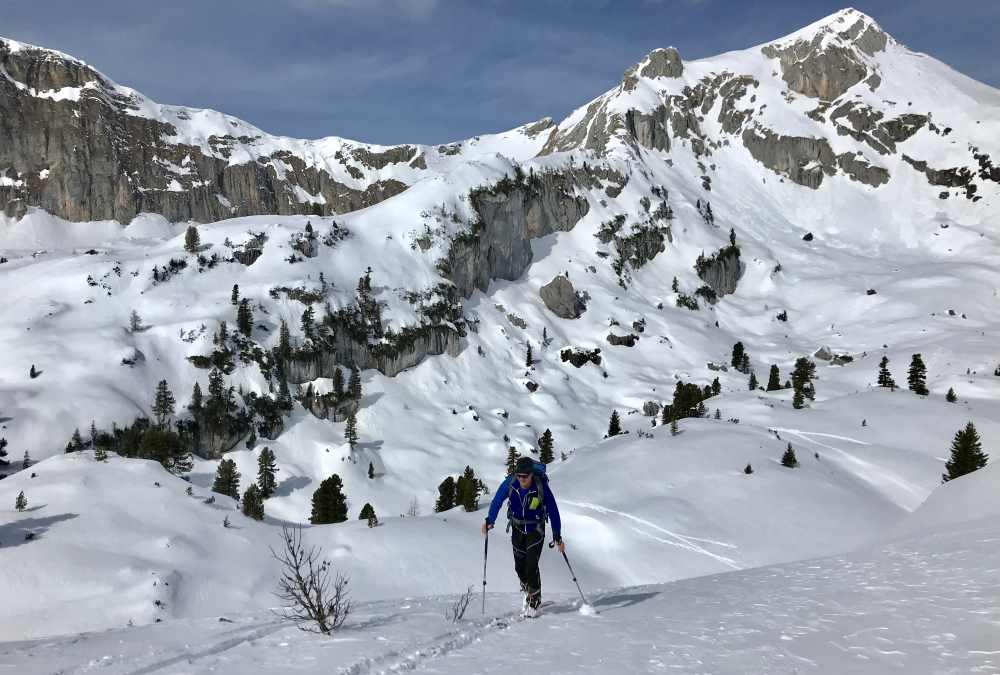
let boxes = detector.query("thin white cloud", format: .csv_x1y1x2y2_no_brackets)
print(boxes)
290,0,441,19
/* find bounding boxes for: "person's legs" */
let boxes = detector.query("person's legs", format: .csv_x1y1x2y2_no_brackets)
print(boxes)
522,529,544,607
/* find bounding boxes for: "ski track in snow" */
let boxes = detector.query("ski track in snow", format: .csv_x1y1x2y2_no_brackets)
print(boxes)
562,500,740,569
773,428,926,506
337,600,574,674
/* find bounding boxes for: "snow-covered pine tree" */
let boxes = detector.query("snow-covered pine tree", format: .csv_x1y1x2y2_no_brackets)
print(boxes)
767,365,781,391
332,367,345,398
792,387,805,410
348,366,362,399
189,382,203,413
744,463,753,474
237,299,253,336
278,320,292,361
15,490,27,511
877,356,896,389
231,284,239,306
359,502,377,524
345,411,359,451
184,225,200,253
22,450,31,469
242,484,265,520
731,342,745,370
748,371,758,390
300,305,315,341
942,421,988,482
257,446,279,498
525,342,533,367
946,387,957,403
435,476,456,512
152,379,176,428
129,309,142,332
538,428,555,464
711,377,721,396
607,410,622,437
212,458,241,499
505,446,519,474
908,354,929,395
310,474,348,524
781,443,799,467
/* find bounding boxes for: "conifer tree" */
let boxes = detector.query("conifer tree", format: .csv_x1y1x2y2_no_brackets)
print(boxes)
368,461,375,479
525,342,533,368
729,227,736,247
0,437,7,468
505,446,519,474
792,387,805,410
152,379,176,428
711,377,721,396
714,408,721,420
671,276,679,293
29,364,38,378
129,309,143,332
908,354,929,395
435,476,456,512
748,371,758,390
71,428,84,451
791,357,816,392
781,442,799,468
189,382,204,413
278,320,292,361
310,474,348,524
212,458,241,499
942,421,988,482
15,491,27,512
766,365,781,392
231,284,240,306
731,342,745,370
946,387,957,403
332,367,345,398
242,484,265,520
877,356,896,389
538,429,555,464
301,306,315,340
277,377,293,411
670,417,679,436
184,225,201,253
90,420,98,447
359,502,377,524
257,446,279,498
456,466,483,512
348,366,362,399
744,463,753,475
607,410,622,437
344,411,359,451
22,450,31,470
237,299,254,336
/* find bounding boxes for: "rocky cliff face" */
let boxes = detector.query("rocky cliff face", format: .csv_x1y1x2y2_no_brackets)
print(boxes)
0,40,416,222
443,170,591,297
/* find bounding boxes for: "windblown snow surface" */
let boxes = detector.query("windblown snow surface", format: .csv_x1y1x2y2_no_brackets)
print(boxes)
2,7,1000,673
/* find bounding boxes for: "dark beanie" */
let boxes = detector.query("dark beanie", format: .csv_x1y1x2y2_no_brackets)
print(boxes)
515,456,535,474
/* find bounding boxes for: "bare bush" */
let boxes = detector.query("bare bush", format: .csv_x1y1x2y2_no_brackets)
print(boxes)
445,586,474,623
406,496,421,517
271,525,351,633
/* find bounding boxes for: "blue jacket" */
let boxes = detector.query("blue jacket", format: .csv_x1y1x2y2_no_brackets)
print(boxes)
485,474,562,540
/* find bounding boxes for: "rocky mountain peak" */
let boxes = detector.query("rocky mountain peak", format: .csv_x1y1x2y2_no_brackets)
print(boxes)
761,8,891,100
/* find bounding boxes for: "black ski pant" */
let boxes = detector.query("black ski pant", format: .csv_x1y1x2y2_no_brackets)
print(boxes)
511,528,544,597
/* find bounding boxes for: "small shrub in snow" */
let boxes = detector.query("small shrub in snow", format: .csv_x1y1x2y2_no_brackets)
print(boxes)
445,586,474,623
271,525,351,634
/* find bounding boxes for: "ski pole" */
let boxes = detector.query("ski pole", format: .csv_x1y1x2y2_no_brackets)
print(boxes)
482,527,489,614
551,541,589,606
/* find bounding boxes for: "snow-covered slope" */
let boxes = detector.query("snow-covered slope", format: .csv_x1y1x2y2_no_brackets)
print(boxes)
2,456,998,673
1,6,999,656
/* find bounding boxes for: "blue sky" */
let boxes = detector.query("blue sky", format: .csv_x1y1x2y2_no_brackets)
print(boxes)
3,1,996,144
